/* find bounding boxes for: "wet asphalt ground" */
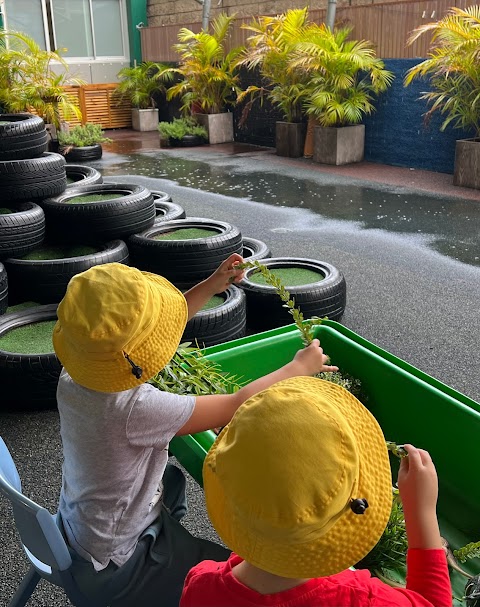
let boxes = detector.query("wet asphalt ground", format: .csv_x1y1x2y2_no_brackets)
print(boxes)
1,142,479,605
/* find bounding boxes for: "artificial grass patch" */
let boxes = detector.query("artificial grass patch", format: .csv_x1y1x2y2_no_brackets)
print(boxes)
22,245,99,260
0,320,56,353
248,267,324,287
0,207,14,214
154,228,217,240
6,302,39,313
66,193,124,204
200,295,224,311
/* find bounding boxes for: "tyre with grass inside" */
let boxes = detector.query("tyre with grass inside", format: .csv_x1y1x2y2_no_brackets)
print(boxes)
0,304,61,410
0,152,66,202
66,164,103,188
4,240,129,305
240,257,346,331
0,113,48,161
242,236,271,263
0,263,7,315
41,183,155,243
129,217,242,287
0,202,46,260
182,285,246,347
154,200,186,224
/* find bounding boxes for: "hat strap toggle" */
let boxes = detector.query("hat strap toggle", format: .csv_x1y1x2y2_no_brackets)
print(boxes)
123,351,143,379
350,498,369,514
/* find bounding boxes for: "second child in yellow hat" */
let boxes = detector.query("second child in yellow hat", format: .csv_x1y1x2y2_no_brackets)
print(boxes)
180,377,452,607
53,254,338,607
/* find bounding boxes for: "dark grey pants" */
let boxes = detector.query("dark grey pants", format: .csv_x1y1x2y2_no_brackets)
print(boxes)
68,464,230,607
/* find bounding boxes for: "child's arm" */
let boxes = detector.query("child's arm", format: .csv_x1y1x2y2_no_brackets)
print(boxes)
183,253,245,320
398,444,442,550
398,444,452,607
175,338,338,435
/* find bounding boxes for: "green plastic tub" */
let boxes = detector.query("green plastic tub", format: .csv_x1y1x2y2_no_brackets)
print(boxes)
169,322,480,601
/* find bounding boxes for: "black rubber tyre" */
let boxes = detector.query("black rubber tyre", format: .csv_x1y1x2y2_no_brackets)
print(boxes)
0,152,66,202
41,183,155,243
182,285,246,348
0,113,48,160
62,143,103,162
242,236,272,263
154,200,186,224
66,164,103,187
4,239,129,305
0,202,46,260
0,263,7,314
240,257,347,331
128,217,242,286
151,190,173,203
0,304,61,410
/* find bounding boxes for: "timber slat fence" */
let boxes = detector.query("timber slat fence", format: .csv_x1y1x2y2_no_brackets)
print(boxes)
140,0,470,62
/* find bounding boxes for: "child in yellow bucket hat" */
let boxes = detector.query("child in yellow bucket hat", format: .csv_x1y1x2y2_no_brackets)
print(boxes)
180,377,452,607
53,255,339,607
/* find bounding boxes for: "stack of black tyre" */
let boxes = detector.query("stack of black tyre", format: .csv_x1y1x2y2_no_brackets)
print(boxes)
0,113,346,412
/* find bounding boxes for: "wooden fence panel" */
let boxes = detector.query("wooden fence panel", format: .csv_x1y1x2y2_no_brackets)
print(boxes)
61,84,132,129
140,0,470,61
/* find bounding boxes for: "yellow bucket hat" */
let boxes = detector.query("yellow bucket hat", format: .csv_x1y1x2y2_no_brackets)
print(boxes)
203,376,392,579
53,263,188,392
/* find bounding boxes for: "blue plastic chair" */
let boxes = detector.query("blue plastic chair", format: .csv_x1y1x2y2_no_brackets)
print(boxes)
0,436,102,607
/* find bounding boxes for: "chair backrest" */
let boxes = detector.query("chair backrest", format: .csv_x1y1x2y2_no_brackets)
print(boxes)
0,436,97,606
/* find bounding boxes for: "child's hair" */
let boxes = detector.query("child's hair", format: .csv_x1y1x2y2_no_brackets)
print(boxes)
203,376,392,578
53,263,187,392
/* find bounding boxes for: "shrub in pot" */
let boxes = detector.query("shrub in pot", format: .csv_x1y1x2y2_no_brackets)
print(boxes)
404,6,480,189
158,117,207,147
164,13,243,144
58,123,112,162
115,61,171,132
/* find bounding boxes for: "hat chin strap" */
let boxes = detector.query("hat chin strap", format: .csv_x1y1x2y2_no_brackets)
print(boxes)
123,351,143,379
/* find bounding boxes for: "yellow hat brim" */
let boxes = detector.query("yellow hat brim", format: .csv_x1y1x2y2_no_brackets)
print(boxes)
53,272,188,392
204,378,392,578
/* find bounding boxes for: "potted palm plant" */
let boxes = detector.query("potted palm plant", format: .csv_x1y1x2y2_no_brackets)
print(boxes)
0,30,84,148
164,13,243,144
236,9,312,158
404,6,480,190
115,61,171,132
291,25,394,165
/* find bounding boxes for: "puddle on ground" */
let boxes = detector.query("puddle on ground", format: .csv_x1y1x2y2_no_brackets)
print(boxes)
94,151,480,267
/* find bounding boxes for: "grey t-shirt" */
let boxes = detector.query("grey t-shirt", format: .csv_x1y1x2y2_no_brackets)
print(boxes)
57,370,195,571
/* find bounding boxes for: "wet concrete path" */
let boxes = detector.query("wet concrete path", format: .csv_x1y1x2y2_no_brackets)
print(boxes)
92,145,480,403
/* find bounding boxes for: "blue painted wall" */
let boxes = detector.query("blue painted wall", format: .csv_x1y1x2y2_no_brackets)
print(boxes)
234,60,474,175
364,59,473,174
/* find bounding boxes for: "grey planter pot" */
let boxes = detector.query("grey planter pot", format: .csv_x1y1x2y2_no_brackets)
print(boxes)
132,108,159,132
275,122,307,158
313,124,365,165
453,138,480,190
195,112,234,144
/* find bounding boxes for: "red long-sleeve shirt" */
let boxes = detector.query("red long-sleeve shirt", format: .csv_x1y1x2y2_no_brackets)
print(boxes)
180,550,452,607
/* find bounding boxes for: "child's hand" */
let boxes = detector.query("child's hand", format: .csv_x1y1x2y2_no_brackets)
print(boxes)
291,339,339,376
208,253,245,294
397,444,442,549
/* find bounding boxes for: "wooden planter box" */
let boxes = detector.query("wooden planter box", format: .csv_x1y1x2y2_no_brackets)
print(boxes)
313,124,365,165
453,138,480,190
276,122,307,158
195,112,234,144
62,84,132,129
